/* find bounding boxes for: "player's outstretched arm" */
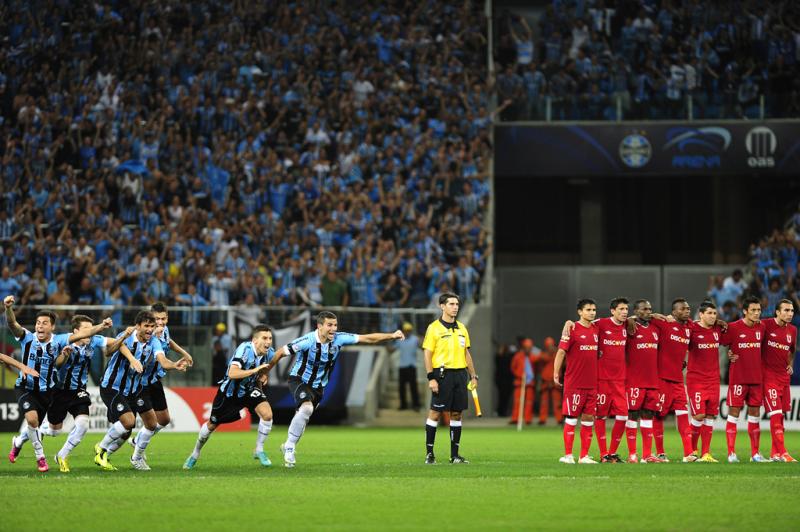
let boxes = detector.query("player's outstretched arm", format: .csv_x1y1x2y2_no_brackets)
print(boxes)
103,326,136,357
357,330,405,344
0,352,39,377
561,320,575,338
626,316,637,336
227,363,269,380
264,346,287,372
168,338,194,367
156,352,188,372
69,317,113,344
3,296,24,339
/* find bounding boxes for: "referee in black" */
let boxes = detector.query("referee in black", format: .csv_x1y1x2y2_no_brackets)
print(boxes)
422,292,479,464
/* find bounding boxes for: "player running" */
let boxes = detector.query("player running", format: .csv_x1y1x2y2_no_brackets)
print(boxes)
720,295,767,463
760,299,796,462
686,301,723,463
555,299,599,464
4,295,113,471
183,325,277,469
128,302,194,455
624,300,663,463
94,311,187,471
272,311,403,467
43,316,133,472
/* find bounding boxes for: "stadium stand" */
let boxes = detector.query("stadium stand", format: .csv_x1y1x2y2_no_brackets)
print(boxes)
494,0,800,121
0,0,492,310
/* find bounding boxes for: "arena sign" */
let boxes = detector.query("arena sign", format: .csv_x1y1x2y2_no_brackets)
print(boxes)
495,121,800,176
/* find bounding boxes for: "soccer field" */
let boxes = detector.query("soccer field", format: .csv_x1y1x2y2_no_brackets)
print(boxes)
2,427,798,531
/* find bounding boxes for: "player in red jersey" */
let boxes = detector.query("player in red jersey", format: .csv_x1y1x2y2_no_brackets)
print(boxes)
720,295,767,463
592,298,629,463
650,299,695,463
554,299,599,464
624,300,664,463
686,301,723,463
562,297,629,463
761,299,797,462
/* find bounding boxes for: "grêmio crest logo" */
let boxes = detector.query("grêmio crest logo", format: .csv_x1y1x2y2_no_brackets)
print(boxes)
663,127,731,169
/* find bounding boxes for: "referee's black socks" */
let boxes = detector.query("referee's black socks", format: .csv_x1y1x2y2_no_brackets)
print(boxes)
425,418,437,454
450,419,462,457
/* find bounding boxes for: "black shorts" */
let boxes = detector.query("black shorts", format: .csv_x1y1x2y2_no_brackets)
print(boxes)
209,387,267,425
430,368,469,413
15,387,51,421
47,388,91,425
100,387,152,423
287,377,323,408
143,380,169,412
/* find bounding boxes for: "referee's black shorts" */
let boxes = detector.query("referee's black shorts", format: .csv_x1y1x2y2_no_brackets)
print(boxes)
430,368,468,413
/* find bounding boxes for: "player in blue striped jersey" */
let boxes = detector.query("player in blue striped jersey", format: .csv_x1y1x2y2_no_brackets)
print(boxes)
272,311,404,467
4,295,113,472
40,316,134,472
183,325,276,470
94,311,187,471
128,302,194,453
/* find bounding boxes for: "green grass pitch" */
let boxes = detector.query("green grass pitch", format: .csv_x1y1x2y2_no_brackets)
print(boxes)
2,426,799,531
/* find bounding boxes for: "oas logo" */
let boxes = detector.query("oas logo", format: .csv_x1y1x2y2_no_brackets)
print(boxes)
619,134,651,168
745,126,776,168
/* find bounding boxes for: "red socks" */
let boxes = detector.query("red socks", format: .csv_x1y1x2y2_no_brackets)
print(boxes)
564,418,577,456
609,418,626,455
594,418,608,456
625,420,638,457
640,418,654,458
690,419,702,453
580,421,593,459
700,420,713,456
726,416,738,455
747,416,761,457
653,417,665,455
769,413,786,456
676,412,693,456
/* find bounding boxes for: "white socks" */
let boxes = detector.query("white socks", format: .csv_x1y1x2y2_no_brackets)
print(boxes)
255,419,273,453
27,425,44,459
14,420,30,447
100,421,130,454
133,428,155,459
58,416,89,459
286,404,314,449
191,423,213,460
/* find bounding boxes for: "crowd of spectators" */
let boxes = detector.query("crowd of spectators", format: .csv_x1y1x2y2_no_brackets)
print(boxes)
494,0,800,121
0,1,493,317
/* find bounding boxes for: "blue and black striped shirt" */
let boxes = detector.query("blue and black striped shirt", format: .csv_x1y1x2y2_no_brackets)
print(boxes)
58,335,108,391
218,342,275,399
100,332,164,396
144,326,170,385
287,331,359,389
14,329,71,392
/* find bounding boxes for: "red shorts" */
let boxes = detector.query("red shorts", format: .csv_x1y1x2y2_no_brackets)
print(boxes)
596,379,627,417
762,381,791,413
562,388,597,417
658,378,688,415
686,381,720,416
626,385,662,412
727,383,762,408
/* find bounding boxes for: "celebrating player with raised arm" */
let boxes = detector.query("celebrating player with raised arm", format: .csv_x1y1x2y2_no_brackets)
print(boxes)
686,301,724,463
720,295,767,463
650,298,695,462
760,299,796,462
624,300,662,463
94,311,187,471
184,325,276,469
4,295,113,472
555,299,599,464
270,311,403,468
